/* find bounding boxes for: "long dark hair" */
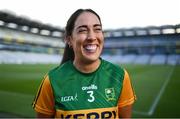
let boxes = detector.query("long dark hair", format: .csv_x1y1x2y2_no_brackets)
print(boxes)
60,9,102,65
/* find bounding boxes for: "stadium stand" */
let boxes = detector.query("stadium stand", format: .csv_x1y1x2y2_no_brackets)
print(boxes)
0,10,179,65
0,10,65,64
150,54,167,65
118,54,137,64
167,54,180,65
133,55,151,64
103,25,180,65
0,50,61,64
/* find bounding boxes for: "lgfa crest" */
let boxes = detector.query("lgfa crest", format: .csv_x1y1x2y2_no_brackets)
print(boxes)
105,88,116,101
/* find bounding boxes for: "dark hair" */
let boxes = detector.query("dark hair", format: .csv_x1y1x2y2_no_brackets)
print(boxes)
60,9,102,65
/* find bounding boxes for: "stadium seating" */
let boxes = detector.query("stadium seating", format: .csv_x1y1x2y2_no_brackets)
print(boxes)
150,54,167,65
118,54,137,64
102,54,179,65
0,50,62,64
167,54,180,65
133,55,151,64
0,13,179,65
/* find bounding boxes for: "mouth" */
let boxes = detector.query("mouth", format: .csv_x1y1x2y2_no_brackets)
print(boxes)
83,44,98,53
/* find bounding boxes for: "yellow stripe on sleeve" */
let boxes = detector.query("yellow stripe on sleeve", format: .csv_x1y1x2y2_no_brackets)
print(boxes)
118,69,136,107
32,74,55,116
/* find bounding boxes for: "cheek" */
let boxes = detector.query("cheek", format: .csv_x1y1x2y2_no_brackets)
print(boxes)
99,35,104,45
78,34,87,41
71,39,84,51
74,35,86,45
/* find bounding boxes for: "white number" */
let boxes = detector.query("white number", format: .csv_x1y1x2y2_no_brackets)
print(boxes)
87,91,95,102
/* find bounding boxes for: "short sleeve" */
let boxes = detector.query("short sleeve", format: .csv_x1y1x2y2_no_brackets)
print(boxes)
32,75,55,116
118,69,136,107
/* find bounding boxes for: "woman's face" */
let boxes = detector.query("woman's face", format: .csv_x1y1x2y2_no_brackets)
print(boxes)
70,12,104,64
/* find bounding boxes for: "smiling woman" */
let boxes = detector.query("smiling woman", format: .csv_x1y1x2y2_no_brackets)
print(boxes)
32,9,136,118
65,10,104,73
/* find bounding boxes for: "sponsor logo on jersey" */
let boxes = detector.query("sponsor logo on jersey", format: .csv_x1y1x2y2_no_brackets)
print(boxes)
105,88,116,101
56,107,118,119
60,93,78,102
82,84,98,91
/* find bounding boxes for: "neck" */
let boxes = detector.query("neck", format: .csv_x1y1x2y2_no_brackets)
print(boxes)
73,59,101,73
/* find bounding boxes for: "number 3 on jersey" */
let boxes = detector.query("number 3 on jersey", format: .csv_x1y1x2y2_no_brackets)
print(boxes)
87,91,95,102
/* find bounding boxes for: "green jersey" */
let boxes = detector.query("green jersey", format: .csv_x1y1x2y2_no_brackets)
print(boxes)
48,59,125,118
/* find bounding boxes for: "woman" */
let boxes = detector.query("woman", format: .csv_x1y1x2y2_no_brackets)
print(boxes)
32,9,136,118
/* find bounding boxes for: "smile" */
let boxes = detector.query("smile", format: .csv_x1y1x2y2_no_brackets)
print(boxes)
84,44,97,53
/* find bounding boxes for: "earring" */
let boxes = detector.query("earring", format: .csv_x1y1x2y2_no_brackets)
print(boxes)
68,43,72,48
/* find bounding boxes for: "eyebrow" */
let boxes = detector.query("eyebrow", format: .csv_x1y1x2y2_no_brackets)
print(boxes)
75,24,102,30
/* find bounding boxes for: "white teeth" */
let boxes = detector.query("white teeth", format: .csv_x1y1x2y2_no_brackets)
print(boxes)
85,45,97,51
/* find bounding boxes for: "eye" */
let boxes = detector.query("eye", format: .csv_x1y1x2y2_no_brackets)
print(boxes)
95,28,102,31
94,27,102,32
78,29,88,33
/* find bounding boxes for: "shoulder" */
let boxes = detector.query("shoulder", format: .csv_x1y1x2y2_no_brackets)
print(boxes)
49,61,71,73
101,58,125,74
48,61,72,79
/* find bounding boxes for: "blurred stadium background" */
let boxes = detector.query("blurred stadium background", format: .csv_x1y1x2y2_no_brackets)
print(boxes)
0,11,180,118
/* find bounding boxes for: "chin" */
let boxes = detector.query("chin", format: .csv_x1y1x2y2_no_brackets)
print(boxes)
81,48,102,63
83,55,100,63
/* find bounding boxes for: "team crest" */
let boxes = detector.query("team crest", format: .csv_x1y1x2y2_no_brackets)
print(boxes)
105,88,116,101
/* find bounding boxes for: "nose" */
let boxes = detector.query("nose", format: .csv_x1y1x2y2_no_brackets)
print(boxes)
87,30,96,41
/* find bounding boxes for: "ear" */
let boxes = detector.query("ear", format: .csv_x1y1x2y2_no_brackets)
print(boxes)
64,36,72,47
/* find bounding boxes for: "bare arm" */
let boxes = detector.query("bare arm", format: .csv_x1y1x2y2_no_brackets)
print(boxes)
119,104,132,119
